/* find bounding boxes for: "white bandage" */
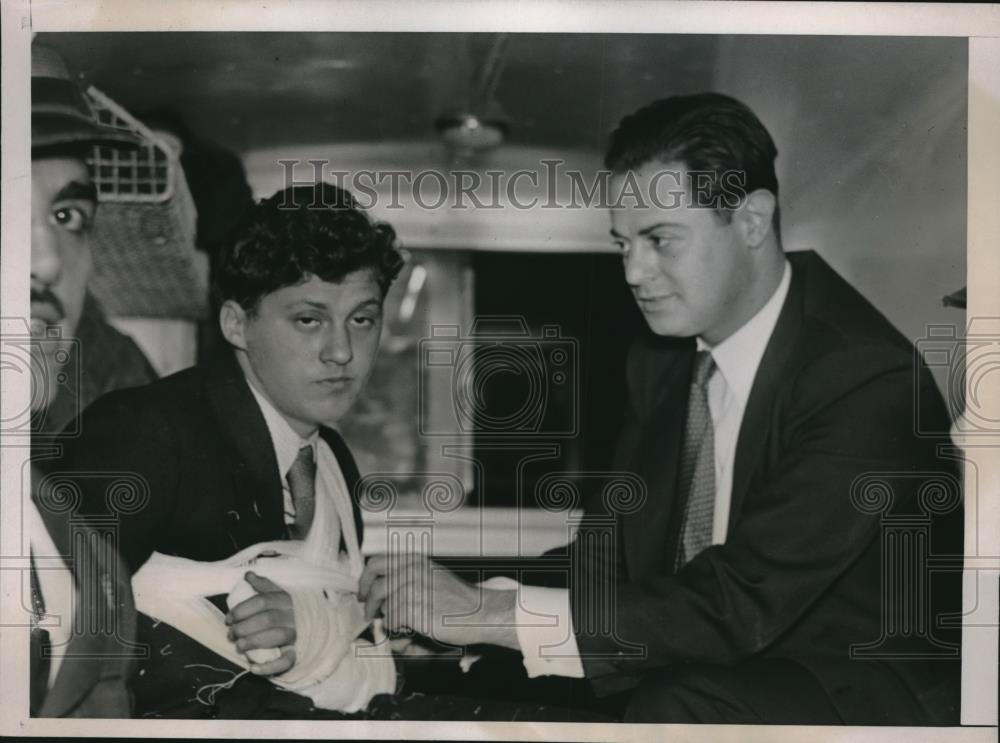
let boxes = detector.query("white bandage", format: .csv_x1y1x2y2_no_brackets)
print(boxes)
133,542,395,712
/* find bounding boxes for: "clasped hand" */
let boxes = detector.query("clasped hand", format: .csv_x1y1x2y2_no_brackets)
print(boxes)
358,553,518,650
225,571,296,675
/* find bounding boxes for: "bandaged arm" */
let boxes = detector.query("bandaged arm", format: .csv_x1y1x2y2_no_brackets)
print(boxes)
134,545,395,713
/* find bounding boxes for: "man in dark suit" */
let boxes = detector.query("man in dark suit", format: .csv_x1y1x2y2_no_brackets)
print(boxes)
42,182,404,717
28,42,154,719
30,467,137,718
361,93,963,725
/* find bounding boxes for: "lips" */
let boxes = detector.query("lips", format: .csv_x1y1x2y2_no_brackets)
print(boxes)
30,303,65,339
31,300,64,325
30,288,66,327
636,293,677,307
317,376,353,389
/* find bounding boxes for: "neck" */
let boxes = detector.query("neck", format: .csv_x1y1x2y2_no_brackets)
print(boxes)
233,348,318,439
701,246,785,347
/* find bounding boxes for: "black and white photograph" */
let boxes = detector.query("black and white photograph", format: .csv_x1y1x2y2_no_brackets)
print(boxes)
1,1,998,739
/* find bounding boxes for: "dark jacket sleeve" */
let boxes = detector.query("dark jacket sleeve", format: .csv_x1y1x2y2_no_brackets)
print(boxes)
573,341,951,682
37,388,181,573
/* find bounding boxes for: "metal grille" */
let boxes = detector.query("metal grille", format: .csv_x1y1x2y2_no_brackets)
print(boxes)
86,86,175,203
80,86,206,319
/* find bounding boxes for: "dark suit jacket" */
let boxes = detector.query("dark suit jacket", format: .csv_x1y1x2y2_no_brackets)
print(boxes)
30,295,154,717
30,493,137,719
48,350,365,718
34,292,157,437
569,251,963,724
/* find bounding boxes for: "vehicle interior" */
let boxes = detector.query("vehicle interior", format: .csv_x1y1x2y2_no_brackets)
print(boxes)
30,28,982,722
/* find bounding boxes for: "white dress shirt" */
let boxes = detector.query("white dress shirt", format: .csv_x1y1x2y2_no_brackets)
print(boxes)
27,499,76,688
698,259,791,544
183,376,382,706
247,384,319,525
246,381,351,560
512,259,793,678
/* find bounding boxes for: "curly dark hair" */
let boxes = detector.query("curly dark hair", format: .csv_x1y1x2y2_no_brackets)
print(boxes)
213,182,404,313
605,93,780,241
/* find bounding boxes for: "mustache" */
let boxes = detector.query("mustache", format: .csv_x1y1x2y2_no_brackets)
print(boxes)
31,288,66,320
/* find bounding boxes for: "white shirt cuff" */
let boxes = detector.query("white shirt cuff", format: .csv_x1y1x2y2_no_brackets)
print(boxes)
479,577,583,678
516,584,584,678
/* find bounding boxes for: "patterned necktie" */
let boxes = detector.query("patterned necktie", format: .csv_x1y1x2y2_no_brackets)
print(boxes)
676,350,717,568
286,445,316,540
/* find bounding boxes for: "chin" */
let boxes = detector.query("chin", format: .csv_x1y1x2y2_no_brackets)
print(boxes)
642,313,694,339
316,399,356,426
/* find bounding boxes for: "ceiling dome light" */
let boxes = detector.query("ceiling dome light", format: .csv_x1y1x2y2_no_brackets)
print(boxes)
435,112,508,152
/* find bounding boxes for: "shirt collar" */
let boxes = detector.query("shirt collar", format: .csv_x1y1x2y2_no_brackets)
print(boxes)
697,259,792,410
246,378,318,480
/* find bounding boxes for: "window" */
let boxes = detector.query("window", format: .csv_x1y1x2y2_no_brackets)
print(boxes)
339,249,645,512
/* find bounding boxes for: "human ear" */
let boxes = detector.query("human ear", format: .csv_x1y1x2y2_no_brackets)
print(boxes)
219,300,249,351
736,189,776,249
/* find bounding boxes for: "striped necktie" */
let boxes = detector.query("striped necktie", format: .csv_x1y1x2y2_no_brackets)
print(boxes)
676,350,717,568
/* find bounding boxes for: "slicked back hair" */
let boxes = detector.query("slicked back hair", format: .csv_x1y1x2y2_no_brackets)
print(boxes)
606,93,781,242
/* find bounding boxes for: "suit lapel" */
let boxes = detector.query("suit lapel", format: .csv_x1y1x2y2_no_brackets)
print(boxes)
728,256,807,532
204,353,285,537
622,348,693,579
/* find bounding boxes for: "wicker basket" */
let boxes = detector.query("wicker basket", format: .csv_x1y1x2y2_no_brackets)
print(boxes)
84,87,207,320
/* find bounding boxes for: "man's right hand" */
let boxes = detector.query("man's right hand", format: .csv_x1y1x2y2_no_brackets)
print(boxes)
358,552,520,650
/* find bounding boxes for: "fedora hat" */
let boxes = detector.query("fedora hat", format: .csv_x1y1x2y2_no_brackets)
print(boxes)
32,43,141,153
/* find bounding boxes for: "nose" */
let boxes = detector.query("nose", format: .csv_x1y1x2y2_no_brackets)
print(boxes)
623,241,656,289
321,323,354,366
31,219,62,287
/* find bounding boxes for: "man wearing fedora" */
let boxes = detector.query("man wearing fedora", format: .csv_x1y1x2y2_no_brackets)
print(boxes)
28,42,155,717
30,42,156,440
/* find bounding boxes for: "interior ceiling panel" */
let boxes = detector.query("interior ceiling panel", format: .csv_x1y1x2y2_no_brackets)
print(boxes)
41,32,963,165
42,32,727,153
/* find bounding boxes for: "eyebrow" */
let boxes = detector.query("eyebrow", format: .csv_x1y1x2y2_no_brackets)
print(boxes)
287,297,382,312
610,222,686,239
350,298,383,313
54,180,98,204
288,300,330,311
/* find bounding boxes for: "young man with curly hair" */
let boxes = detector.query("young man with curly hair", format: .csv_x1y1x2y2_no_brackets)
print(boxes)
42,183,404,718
